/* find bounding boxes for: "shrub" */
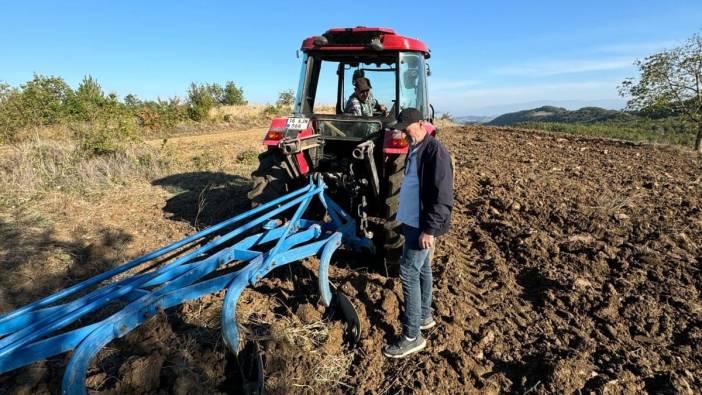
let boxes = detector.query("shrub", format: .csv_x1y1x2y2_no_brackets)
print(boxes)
262,104,283,117
235,148,259,165
222,82,247,105
276,89,295,108
187,83,217,121
124,94,142,108
187,81,248,120
136,98,187,131
68,75,105,122
73,110,137,156
0,74,74,140
0,85,24,141
20,74,74,126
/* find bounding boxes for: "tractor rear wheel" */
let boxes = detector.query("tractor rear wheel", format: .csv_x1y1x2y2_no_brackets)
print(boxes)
382,154,406,251
247,150,291,207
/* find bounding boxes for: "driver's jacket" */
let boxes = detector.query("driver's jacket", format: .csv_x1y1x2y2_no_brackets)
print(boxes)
344,93,379,116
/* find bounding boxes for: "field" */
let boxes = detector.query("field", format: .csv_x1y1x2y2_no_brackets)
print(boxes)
1,125,701,394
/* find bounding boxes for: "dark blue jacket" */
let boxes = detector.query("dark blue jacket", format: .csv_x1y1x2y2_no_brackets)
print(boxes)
411,133,454,236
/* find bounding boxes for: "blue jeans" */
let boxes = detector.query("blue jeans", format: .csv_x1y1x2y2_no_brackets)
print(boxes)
399,225,434,338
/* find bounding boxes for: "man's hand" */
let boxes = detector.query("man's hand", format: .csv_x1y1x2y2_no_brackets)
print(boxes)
419,232,434,249
378,104,388,116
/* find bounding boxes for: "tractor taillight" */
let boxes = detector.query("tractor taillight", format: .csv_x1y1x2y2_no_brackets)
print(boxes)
264,117,289,145
266,130,284,140
391,133,409,148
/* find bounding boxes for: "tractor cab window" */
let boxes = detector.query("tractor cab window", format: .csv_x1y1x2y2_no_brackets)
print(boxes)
293,52,429,138
343,63,395,116
399,52,429,117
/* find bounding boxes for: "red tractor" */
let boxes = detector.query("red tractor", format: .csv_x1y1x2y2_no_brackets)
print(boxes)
248,27,435,256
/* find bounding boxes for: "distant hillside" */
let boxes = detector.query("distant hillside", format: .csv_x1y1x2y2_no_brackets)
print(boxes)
488,106,632,126
454,115,495,124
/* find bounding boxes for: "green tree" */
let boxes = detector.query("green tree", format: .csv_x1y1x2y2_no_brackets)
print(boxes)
76,75,104,101
70,75,106,121
187,82,217,121
20,74,74,126
221,81,246,105
208,83,225,104
619,33,702,153
124,94,141,107
0,75,75,140
276,89,295,107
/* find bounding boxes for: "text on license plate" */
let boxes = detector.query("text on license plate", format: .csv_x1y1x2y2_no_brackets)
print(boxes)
286,117,309,131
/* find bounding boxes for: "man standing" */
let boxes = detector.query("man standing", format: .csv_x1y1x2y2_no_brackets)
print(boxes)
384,108,453,359
344,77,387,116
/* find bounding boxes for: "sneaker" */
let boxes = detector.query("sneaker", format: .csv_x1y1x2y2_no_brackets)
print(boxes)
383,335,426,358
420,317,436,330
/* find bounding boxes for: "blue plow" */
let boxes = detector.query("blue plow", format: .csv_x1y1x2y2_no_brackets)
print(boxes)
0,177,371,394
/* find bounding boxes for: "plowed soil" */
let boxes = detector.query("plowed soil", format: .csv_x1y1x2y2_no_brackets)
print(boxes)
2,126,701,394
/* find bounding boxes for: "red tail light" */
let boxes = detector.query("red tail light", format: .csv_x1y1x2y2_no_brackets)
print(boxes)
263,117,289,144
266,130,284,140
391,133,409,148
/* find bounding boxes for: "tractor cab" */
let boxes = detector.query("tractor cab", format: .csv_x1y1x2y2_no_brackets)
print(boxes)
294,27,432,140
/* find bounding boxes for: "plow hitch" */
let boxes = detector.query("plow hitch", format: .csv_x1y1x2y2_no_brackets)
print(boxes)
0,177,370,394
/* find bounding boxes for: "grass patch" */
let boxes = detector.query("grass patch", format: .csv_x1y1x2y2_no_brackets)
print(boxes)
0,138,174,205
235,147,259,165
517,121,697,147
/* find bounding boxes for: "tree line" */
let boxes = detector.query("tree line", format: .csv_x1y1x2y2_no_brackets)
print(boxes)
0,75,248,143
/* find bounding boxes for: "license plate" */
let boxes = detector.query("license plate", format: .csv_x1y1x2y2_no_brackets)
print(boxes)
285,117,309,131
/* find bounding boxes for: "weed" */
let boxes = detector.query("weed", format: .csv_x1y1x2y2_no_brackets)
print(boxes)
236,148,259,165
190,151,222,170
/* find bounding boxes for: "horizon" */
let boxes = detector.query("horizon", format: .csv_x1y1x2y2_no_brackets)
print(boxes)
2,1,700,117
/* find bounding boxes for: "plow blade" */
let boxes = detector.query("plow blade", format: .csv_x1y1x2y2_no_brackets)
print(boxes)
0,178,370,394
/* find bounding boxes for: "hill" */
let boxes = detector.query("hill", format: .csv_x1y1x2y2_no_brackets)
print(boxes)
488,106,632,126
454,115,496,124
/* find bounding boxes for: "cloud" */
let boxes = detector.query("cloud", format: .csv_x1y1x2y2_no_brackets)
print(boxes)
493,59,634,77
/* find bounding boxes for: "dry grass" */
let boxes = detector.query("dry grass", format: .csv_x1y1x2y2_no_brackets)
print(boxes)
209,104,288,129
210,104,272,119
0,138,174,206
243,313,353,390
434,117,459,129
311,104,336,114
245,314,330,351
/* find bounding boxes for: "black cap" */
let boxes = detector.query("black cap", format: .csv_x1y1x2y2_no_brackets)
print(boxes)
354,77,371,91
352,69,365,82
395,108,424,130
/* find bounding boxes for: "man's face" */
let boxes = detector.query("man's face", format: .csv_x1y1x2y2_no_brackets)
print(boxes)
404,121,425,144
355,87,370,103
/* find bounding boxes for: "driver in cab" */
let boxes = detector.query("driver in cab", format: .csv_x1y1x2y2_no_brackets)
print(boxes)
344,77,387,117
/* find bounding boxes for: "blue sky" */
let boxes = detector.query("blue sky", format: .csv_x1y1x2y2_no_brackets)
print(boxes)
1,1,700,115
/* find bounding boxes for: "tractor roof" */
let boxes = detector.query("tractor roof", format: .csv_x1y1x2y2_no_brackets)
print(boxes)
301,27,430,58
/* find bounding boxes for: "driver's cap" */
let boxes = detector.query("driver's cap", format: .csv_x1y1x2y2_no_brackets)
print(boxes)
395,108,424,130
